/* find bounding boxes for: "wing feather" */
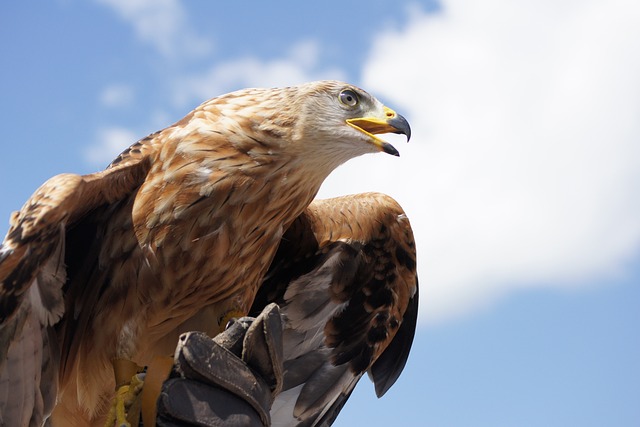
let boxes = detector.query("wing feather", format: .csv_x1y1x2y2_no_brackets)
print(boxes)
253,192,419,426
369,283,419,397
0,144,151,426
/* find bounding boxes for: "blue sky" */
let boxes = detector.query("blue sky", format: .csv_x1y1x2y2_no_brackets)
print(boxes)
2,1,640,425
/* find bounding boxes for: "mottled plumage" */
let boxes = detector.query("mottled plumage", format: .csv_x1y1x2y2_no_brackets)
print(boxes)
253,193,418,426
0,80,411,426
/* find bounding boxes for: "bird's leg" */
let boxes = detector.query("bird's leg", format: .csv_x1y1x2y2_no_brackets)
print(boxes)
104,359,144,427
104,308,245,427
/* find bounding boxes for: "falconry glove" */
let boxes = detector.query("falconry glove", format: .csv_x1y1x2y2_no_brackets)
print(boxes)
156,303,284,427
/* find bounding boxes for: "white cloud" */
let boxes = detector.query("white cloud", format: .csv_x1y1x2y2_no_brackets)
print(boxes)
317,0,640,324
96,0,212,57
174,40,347,106
99,84,135,108
85,127,138,167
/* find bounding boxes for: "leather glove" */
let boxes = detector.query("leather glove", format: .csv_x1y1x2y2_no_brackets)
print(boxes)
156,303,284,427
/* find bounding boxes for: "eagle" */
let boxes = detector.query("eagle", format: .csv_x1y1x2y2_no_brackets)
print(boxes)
0,80,414,426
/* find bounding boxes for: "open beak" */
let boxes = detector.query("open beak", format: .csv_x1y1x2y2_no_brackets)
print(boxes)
346,106,411,156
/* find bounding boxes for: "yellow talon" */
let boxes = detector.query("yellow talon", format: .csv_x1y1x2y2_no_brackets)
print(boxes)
105,358,145,427
104,374,145,427
115,384,131,427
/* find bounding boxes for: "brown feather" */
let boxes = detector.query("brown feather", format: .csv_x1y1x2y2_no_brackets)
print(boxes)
0,81,412,426
254,193,419,426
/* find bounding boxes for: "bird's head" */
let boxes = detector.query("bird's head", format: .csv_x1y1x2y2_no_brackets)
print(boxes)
182,80,411,181
284,81,411,165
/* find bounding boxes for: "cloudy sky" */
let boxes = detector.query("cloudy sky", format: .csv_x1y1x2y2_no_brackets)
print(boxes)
1,1,639,425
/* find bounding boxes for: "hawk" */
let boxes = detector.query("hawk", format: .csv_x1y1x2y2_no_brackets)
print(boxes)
0,81,412,426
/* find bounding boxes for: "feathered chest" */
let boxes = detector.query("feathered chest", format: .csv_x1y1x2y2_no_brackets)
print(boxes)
94,151,321,317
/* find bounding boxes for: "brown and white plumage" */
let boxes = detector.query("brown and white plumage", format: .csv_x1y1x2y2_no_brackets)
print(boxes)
0,80,411,426
252,193,418,426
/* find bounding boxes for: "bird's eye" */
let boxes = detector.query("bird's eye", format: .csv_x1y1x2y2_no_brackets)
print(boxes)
338,89,359,107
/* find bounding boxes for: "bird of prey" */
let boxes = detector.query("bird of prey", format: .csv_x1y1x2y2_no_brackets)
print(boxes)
0,80,411,426
253,193,418,426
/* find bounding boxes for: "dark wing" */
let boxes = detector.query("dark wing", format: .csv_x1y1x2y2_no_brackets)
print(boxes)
251,192,419,427
0,144,151,426
369,281,418,397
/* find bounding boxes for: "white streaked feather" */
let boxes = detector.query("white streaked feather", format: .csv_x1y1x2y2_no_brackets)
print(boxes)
283,250,350,329
270,384,305,427
270,359,360,427
30,226,66,327
0,294,57,427
0,226,65,426
0,242,13,258
294,363,353,420
270,243,367,426
308,374,359,427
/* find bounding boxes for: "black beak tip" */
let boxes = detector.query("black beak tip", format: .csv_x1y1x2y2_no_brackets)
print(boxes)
389,113,411,142
382,142,400,157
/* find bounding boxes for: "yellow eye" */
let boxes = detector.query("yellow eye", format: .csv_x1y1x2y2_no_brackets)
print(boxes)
339,89,359,107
